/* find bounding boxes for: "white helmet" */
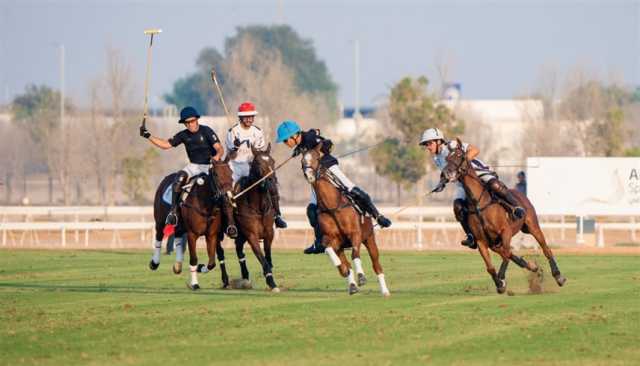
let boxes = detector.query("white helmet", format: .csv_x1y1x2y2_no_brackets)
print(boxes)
419,128,445,145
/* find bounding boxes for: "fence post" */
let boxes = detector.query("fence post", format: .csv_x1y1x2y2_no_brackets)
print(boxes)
597,224,604,248
577,216,584,245
61,226,66,248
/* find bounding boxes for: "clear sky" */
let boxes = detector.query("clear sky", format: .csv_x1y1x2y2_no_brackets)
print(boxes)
1,0,637,109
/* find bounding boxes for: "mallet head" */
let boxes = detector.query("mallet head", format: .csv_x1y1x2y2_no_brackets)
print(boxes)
144,28,162,35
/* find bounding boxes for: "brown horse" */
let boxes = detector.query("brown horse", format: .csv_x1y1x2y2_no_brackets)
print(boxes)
442,138,567,293
301,144,390,296
177,160,235,290
232,144,280,292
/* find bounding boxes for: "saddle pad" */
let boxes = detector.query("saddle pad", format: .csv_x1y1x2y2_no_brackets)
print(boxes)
162,185,173,205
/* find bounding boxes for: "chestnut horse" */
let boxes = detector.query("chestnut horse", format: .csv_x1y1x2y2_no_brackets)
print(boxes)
442,138,567,293
301,144,390,296
231,144,280,292
149,160,236,290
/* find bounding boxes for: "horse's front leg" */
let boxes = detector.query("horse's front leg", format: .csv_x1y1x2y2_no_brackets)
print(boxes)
235,233,250,281
337,248,358,295
215,240,229,288
246,234,279,292
478,240,505,294
350,232,366,286
173,234,186,275
186,232,200,291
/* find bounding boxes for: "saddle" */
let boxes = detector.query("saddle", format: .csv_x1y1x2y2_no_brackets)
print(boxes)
321,170,366,218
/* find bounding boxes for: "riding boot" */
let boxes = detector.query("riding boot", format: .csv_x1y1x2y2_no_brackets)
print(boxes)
350,187,392,228
268,182,287,229
489,179,525,219
453,199,477,249
303,203,325,254
166,171,188,226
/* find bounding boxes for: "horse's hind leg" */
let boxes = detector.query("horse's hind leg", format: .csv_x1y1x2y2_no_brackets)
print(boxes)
215,241,230,288
527,216,567,287
363,234,390,297
149,226,164,271
173,234,186,275
235,234,250,281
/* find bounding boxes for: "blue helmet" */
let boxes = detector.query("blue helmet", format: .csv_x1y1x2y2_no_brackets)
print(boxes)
276,120,301,143
178,106,200,124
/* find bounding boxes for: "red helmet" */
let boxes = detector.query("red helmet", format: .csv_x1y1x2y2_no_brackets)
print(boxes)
237,102,258,117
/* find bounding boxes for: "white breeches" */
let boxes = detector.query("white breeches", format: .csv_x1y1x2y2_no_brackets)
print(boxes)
182,163,210,179
230,161,251,185
309,165,356,204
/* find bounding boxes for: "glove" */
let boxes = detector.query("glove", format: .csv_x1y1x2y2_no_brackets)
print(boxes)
432,181,446,193
233,137,242,147
140,125,151,139
292,146,303,157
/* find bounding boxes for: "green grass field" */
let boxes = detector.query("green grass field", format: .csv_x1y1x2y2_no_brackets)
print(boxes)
1,249,638,366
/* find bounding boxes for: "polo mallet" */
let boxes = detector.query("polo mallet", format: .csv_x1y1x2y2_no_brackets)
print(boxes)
141,28,162,130
210,68,234,128
231,155,295,201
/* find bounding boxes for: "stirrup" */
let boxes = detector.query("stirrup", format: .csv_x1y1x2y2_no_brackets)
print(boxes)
165,211,178,226
376,215,392,228
275,215,287,229
514,206,525,219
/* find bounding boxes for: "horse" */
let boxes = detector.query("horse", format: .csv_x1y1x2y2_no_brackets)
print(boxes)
149,160,237,290
442,138,567,293
230,144,280,292
301,143,390,297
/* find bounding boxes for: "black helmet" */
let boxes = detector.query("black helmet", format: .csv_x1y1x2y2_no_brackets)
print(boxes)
517,171,526,178
178,106,200,124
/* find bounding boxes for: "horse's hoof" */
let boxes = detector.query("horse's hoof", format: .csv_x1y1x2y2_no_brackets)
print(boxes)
173,262,182,275
149,260,159,271
187,283,200,291
554,274,567,287
496,279,507,294
357,273,367,287
271,287,281,293
381,290,391,298
348,283,359,295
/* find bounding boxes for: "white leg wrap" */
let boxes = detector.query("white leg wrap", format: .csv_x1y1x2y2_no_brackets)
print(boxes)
199,266,209,274
326,247,342,267
377,273,390,295
353,257,364,275
190,265,199,285
347,269,356,285
328,165,356,191
175,236,185,263
152,240,162,264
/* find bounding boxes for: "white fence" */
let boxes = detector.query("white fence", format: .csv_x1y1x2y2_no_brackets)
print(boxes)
1,206,638,249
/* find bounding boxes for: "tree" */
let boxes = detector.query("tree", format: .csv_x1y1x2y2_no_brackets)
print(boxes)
122,148,159,203
372,76,464,202
12,84,75,204
164,24,338,115
559,75,631,157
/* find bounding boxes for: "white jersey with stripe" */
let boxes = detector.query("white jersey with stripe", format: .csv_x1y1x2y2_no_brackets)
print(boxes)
226,124,266,184
433,140,496,180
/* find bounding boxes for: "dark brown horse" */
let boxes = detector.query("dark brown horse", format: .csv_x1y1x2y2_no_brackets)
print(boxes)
232,144,280,292
301,144,390,296
442,138,566,293
149,160,236,290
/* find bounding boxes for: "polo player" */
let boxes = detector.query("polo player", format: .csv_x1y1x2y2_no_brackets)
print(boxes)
420,127,525,249
275,120,392,254
225,102,287,229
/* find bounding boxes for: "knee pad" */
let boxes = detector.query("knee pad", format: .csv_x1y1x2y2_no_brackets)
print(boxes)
488,178,507,194
453,199,467,221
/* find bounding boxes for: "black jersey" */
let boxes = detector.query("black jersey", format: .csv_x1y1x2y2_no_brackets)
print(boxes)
169,125,220,164
293,129,338,168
